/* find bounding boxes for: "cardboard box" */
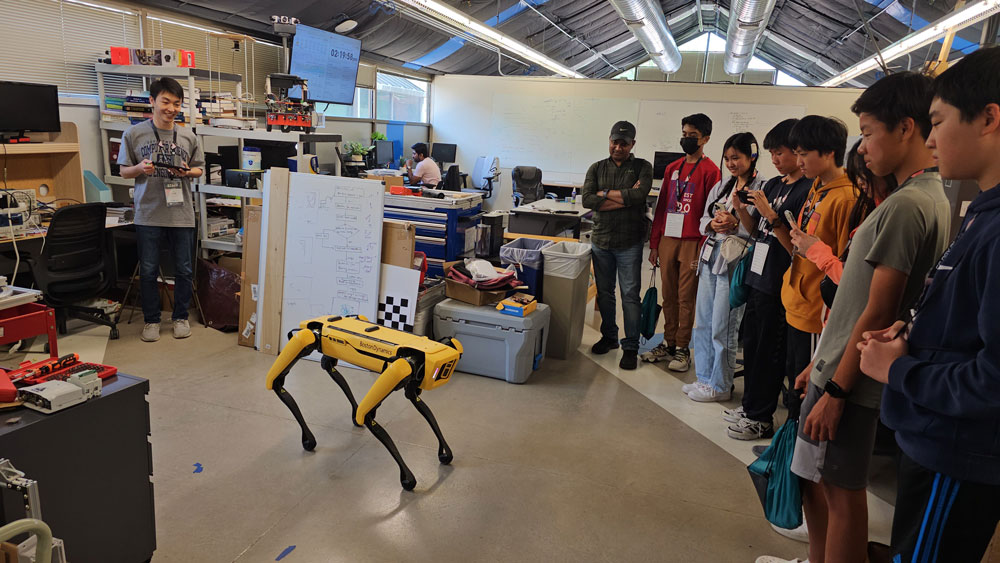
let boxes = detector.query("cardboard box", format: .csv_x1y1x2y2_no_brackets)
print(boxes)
238,205,262,347
496,293,537,317
381,219,415,269
443,261,507,306
382,175,404,192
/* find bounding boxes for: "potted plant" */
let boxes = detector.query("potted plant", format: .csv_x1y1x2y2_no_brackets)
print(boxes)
347,141,369,162
370,131,388,142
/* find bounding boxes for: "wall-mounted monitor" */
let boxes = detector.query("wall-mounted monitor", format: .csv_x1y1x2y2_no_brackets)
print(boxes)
0,81,60,134
288,24,362,105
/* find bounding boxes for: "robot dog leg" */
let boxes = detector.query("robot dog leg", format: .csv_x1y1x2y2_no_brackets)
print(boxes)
355,357,420,490
265,328,321,451
404,384,453,464
320,356,362,427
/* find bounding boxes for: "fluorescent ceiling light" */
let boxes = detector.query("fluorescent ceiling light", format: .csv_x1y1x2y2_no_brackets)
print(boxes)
822,0,1000,86
395,0,585,78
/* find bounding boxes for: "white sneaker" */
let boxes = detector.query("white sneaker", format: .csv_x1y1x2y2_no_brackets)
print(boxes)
755,557,807,563
640,343,674,363
771,520,809,543
172,319,191,339
681,382,700,394
722,405,746,423
728,417,775,441
668,347,691,372
687,382,732,402
141,323,160,342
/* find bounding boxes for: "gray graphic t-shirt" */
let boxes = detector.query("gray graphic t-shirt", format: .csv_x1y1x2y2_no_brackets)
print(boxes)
118,120,204,227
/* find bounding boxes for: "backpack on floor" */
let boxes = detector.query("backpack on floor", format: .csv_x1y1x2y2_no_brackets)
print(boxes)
747,419,803,530
639,266,661,342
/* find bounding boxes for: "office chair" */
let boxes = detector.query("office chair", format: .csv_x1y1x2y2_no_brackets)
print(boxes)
470,156,500,198
29,203,119,339
512,166,544,205
439,164,462,192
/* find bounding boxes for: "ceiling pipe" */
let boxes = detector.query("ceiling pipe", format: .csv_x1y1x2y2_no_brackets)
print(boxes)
608,0,683,73
723,0,778,75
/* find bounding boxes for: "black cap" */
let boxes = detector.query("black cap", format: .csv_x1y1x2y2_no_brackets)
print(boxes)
610,121,636,142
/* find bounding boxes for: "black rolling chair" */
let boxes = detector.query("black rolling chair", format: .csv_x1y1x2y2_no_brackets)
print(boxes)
439,164,462,191
512,166,544,205
30,203,119,339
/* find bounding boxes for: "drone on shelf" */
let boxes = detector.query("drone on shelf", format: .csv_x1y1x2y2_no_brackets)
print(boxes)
264,73,319,133
264,314,462,490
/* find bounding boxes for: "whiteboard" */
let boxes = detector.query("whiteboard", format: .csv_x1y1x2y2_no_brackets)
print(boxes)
279,174,384,352
636,100,806,179
490,94,639,175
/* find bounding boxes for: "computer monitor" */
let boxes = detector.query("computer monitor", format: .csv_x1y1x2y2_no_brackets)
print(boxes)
288,25,362,105
0,81,60,135
431,143,457,165
653,151,686,180
374,140,394,167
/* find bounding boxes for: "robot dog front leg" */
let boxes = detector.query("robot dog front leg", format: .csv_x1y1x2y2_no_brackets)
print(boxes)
356,358,419,490
404,385,453,464
265,329,320,451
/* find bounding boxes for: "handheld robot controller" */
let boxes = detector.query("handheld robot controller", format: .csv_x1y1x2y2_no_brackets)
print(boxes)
265,315,462,490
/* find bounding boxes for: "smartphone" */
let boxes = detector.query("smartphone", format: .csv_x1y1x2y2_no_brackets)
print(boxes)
737,190,752,204
784,210,797,227
713,201,727,214
153,161,190,171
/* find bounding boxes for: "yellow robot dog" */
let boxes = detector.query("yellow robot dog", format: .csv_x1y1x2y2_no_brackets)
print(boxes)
265,314,462,490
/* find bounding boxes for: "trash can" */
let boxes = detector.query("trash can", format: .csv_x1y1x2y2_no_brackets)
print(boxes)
500,238,553,301
541,241,592,359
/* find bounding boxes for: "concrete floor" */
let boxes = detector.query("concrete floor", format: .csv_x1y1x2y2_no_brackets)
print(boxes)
101,317,809,563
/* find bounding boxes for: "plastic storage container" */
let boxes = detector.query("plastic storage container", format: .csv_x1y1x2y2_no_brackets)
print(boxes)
540,241,592,359
500,238,553,301
433,298,550,384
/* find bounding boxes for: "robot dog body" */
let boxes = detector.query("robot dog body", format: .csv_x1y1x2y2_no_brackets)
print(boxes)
265,315,462,490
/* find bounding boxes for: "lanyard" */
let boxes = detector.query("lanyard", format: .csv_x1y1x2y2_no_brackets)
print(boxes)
151,121,178,152
799,185,830,231
675,157,703,196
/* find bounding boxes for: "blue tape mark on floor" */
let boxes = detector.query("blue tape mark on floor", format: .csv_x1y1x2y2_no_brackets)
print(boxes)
276,545,295,560
192,463,203,474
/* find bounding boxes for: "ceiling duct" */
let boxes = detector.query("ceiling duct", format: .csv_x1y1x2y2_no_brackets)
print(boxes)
724,0,778,75
608,0,682,73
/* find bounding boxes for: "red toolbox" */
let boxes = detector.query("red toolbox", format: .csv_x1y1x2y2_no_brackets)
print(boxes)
0,303,58,359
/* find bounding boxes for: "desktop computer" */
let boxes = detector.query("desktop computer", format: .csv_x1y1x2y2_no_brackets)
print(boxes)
431,142,457,166
374,140,394,168
653,151,685,181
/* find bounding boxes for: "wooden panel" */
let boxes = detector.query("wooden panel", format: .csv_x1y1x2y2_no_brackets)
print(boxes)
259,168,290,356
1,122,84,206
238,205,263,348
0,143,80,155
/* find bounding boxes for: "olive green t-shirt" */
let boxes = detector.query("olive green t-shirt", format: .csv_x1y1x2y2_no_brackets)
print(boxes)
809,171,951,408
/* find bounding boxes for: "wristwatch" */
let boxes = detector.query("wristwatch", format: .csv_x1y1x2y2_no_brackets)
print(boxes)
823,379,849,399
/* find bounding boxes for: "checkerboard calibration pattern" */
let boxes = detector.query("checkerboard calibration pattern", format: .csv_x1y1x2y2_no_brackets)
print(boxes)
378,296,414,332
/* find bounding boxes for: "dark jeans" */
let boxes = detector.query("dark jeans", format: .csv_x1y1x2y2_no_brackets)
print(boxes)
591,242,643,351
136,225,194,324
741,288,789,425
785,324,819,421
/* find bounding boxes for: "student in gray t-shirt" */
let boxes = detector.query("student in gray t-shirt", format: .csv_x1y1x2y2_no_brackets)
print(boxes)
118,77,204,343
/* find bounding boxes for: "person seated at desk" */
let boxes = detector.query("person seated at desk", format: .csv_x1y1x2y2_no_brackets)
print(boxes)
404,143,441,187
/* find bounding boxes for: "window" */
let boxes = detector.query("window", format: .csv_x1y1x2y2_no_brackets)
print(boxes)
321,88,373,119
776,71,806,87
376,72,428,123
0,0,143,96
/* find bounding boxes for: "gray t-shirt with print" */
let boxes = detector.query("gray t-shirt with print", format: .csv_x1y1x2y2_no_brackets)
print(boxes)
809,171,951,408
118,120,204,227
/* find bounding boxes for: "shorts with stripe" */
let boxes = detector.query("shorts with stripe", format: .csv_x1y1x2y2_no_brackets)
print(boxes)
891,452,1000,562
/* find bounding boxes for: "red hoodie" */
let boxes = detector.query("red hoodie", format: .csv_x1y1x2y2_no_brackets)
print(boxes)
650,155,721,249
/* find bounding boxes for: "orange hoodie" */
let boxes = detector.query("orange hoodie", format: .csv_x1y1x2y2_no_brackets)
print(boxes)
781,173,857,334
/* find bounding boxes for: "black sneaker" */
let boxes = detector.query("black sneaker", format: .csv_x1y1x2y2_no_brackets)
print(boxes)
619,350,638,370
752,445,769,458
590,337,620,355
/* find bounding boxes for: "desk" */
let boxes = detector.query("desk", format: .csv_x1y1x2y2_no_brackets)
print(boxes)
0,374,155,563
0,219,133,245
510,199,590,238
542,180,583,199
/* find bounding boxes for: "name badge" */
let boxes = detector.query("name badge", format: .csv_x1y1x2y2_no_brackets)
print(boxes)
700,237,716,264
750,241,769,275
165,179,184,207
664,212,685,238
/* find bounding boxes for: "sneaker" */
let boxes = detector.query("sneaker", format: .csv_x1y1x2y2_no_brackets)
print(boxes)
668,347,691,372
619,350,638,370
141,323,160,342
722,405,746,423
590,337,620,355
640,343,675,363
771,521,809,543
728,417,775,441
172,319,191,339
681,381,700,394
687,382,731,402
754,557,807,563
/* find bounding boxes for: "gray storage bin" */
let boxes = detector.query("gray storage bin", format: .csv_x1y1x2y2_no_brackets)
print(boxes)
433,298,550,384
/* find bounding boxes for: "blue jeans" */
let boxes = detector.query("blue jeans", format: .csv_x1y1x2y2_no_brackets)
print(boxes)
692,244,746,393
591,242,643,351
136,225,195,324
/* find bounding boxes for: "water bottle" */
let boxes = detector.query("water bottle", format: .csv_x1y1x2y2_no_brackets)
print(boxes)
570,186,577,204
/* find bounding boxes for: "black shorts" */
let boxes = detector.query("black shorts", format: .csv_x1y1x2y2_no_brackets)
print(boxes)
892,452,1000,562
